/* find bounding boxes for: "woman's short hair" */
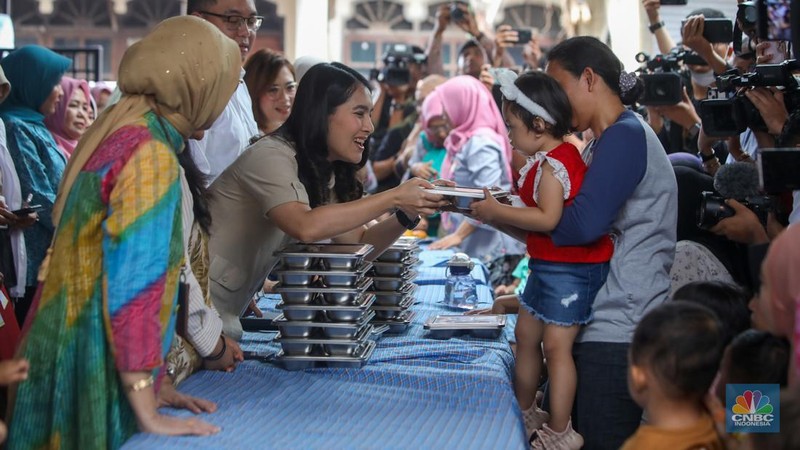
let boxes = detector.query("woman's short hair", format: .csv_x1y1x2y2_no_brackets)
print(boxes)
278,62,371,208
502,71,572,138
244,49,295,131
547,36,644,106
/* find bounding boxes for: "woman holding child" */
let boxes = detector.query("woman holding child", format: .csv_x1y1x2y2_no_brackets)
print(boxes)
466,36,677,449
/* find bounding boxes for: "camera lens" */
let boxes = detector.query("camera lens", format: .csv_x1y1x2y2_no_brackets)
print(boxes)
697,192,736,229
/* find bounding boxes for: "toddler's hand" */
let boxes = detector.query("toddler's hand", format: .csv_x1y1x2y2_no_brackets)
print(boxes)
0,358,29,385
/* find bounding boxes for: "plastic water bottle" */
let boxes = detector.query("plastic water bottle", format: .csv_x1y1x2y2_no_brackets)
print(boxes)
444,253,478,310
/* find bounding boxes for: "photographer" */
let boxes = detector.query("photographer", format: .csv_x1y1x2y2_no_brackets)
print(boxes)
369,45,426,193
426,2,505,78
712,111,800,245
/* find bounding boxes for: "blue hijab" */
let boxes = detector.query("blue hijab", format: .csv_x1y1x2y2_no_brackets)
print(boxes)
0,45,71,123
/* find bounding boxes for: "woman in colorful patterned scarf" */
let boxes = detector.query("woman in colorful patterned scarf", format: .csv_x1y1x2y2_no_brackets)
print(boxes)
7,16,240,449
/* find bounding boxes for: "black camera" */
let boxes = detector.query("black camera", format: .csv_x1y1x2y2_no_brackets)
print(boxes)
450,1,468,22
697,191,772,229
376,44,426,87
699,60,800,136
635,49,705,106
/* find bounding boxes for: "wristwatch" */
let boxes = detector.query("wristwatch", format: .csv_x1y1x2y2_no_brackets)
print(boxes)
395,209,421,230
687,122,702,141
648,21,665,33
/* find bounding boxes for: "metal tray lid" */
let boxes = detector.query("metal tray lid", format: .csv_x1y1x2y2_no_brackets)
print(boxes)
273,260,373,276
274,276,372,293
277,293,376,311
274,243,374,258
424,314,506,330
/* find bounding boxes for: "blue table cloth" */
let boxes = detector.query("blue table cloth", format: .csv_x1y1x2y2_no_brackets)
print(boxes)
123,249,526,450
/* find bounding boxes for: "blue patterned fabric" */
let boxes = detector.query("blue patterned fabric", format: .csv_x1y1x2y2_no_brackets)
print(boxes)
123,248,526,450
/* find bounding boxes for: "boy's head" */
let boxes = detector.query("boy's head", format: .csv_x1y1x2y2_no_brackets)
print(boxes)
715,329,791,402
672,281,751,346
629,301,724,407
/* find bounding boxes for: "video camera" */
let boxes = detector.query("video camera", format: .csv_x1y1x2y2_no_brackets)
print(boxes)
372,44,427,87
635,48,707,105
699,60,800,136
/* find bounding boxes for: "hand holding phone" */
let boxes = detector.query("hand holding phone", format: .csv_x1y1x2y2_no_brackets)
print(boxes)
512,28,533,45
11,205,43,216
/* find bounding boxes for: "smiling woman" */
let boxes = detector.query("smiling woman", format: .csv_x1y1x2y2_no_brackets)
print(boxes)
243,49,296,135
206,62,449,340
44,76,93,158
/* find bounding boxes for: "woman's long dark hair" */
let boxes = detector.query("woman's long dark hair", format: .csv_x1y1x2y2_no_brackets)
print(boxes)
276,62,371,208
178,143,212,233
547,36,644,106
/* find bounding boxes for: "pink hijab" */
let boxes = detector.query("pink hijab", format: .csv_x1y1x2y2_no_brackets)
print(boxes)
763,224,800,385
44,76,91,157
429,75,513,182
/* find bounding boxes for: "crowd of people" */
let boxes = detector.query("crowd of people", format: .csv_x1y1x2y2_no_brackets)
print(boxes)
0,0,797,449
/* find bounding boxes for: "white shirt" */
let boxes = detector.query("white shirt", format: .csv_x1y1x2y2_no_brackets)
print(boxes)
189,69,259,186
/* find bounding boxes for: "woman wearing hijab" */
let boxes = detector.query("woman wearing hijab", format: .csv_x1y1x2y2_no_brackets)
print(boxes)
8,16,240,449
427,76,525,265
44,76,93,158
0,46,70,324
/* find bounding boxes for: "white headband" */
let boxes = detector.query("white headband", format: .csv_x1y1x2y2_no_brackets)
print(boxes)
494,68,556,125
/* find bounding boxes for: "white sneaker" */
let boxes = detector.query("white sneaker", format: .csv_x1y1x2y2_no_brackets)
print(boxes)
530,420,584,450
522,403,550,439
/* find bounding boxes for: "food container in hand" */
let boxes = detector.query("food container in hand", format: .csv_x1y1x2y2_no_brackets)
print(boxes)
425,185,510,211
424,314,506,339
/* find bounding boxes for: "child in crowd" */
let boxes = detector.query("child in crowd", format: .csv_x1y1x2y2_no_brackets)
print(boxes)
494,253,530,296
672,280,751,345
622,301,725,450
470,70,613,449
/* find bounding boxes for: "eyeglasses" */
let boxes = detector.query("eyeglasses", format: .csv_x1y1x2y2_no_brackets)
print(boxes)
265,82,298,100
200,11,264,31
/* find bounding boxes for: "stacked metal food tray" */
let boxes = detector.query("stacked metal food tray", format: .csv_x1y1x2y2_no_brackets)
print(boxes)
270,243,379,370
368,239,421,333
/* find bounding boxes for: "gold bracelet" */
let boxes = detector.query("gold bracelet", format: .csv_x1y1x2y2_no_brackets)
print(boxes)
126,375,154,393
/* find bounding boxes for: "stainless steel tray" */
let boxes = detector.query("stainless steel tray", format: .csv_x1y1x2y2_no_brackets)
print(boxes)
275,243,374,270
376,243,421,263
273,261,372,287
425,186,510,210
371,295,414,320
371,310,416,334
371,270,417,291
371,256,420,277
424,314,506,339
272,311,375,339
273,339,377,371
373,283,417,306
275,277,372,305
274,324,374,356
277,293,376,322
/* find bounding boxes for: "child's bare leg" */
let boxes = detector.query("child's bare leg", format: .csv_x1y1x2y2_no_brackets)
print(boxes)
542,323,581,432
515,307,545,410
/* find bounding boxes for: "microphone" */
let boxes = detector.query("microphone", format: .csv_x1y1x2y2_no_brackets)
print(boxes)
713,162,761,199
